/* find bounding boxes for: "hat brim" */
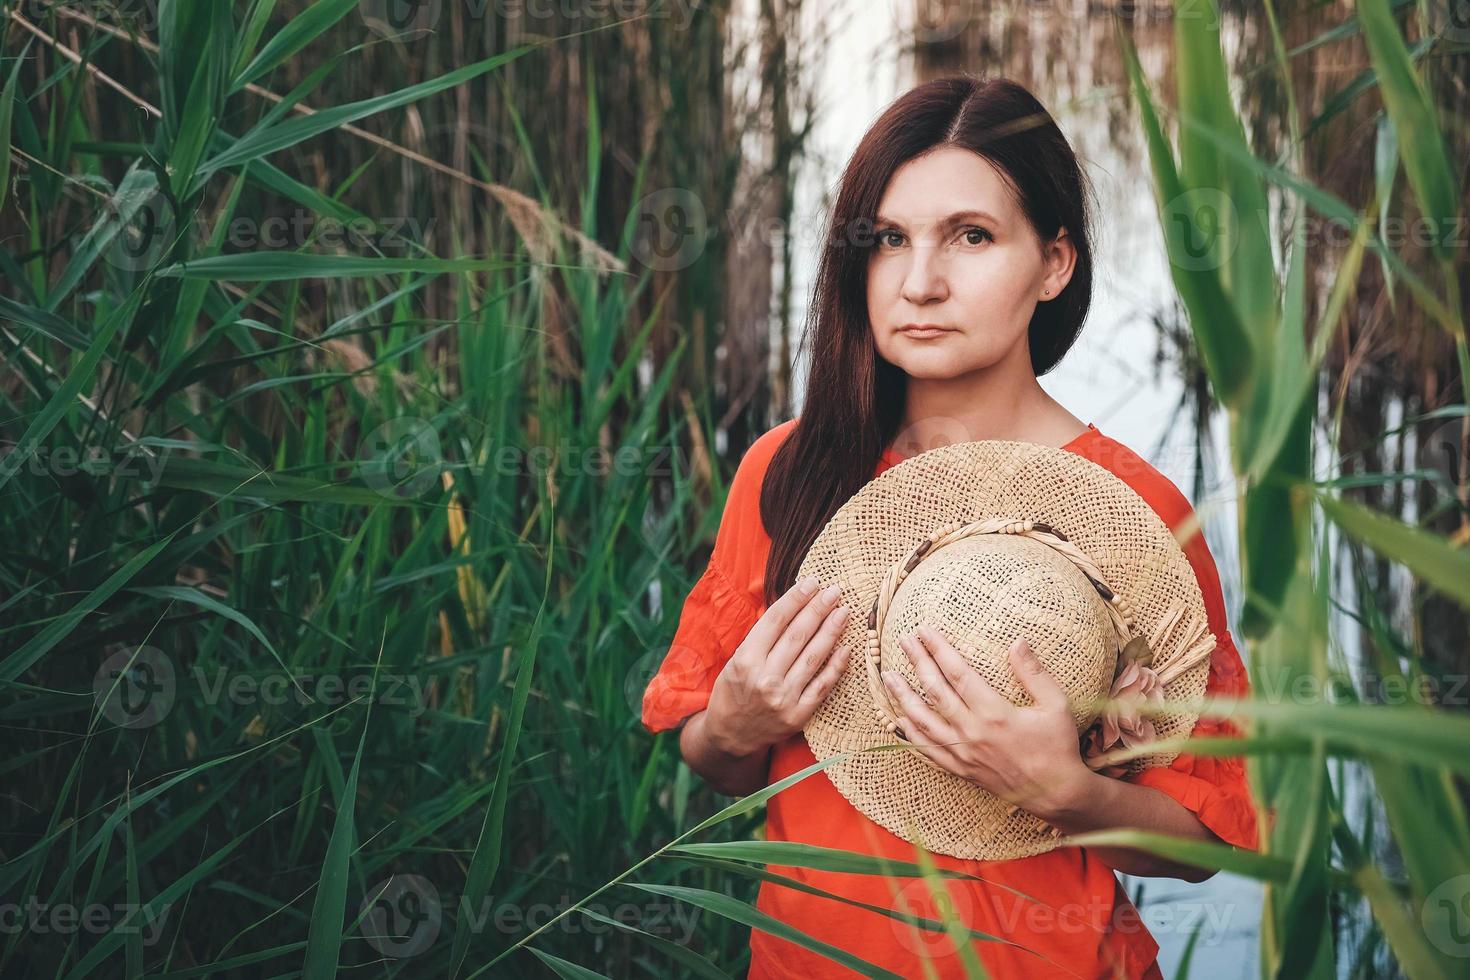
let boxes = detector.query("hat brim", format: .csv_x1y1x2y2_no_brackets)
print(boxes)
799,439,1214,861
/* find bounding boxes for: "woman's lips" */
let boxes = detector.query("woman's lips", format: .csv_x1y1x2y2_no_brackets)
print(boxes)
898,326,956,339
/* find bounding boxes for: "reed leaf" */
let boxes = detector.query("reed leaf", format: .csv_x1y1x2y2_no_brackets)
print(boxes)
194,45,536,188
301,717,368,978
231,0,359,92
1355,0,1461,264
1117,26,1253,403
628,883,907,980
0,41,28,214
1317,493,1470,609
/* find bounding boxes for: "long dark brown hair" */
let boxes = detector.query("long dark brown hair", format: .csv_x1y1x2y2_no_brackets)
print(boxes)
759,74,1096,608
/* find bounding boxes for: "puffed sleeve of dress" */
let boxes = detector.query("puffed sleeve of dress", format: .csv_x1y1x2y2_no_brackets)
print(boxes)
639,429,779,734
1121,519,1261,852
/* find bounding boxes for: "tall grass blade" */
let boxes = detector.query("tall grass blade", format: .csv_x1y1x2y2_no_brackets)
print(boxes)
301,718,369,978
1355,0,1460,264
1317,494,1470,609
0,41,29,213
195,46,536,187
629,882,907,980
231,0,359,92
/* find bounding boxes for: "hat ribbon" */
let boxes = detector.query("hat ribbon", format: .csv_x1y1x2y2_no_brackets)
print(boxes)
1080,604,1216,776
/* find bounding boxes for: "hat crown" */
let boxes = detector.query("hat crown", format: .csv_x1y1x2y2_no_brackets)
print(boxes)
879,533,1116,732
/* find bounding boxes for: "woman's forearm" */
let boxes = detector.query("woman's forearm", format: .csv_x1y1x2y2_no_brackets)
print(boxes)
1035,769,1221,882
678,709,772,797
680,707,1216,877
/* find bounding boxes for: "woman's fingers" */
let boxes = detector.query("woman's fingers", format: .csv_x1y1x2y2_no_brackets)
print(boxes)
1008,639,1066,709
738,576,827,669
797,640,851,713
881,669,954,741
881,670,966,770
734,576,813,668
899,632,968,720
787,599,851,690
913,624,1005,711
764,582,846,677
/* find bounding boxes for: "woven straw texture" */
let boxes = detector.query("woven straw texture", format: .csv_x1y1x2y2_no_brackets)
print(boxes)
799,440,1214,861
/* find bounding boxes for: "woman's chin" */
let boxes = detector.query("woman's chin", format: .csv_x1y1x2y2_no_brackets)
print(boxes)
888,352,998,380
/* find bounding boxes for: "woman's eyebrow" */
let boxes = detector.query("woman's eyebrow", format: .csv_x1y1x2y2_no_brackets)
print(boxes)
874,209,1001,229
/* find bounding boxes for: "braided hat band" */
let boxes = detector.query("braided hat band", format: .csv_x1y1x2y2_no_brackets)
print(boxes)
798,438,1219,861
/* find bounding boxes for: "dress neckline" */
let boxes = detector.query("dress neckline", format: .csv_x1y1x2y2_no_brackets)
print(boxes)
879,421,1099,467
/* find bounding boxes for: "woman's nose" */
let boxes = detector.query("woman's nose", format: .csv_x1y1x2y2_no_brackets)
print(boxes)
900,245,949,305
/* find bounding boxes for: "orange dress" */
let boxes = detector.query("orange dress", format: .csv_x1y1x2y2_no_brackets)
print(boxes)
641,419,1259,979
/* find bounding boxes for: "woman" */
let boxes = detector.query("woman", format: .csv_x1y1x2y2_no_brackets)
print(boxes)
641,74,1258,979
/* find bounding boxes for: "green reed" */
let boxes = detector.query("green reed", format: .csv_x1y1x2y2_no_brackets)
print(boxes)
2,1,1468,977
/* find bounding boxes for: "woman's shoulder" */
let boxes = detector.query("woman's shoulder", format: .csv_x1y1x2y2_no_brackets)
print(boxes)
1070,429,1206,539
727,418,799,495
746,418,800,465
709,418,801,531
701,420,799,606
1075,429,1234,634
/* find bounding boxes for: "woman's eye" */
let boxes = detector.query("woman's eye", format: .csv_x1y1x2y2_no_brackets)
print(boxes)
873,227,987,248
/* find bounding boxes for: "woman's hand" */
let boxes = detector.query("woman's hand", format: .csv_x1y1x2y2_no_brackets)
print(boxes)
881,624,1226,881
703,575,852,757
879,624,1097,819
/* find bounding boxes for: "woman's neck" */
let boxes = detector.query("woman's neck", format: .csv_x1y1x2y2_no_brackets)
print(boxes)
893,346,1085,452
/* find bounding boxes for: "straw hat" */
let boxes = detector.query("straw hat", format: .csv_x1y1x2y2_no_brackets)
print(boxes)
799,439,1217,861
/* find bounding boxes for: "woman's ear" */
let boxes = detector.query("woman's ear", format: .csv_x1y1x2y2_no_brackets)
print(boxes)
1041,227,1077,299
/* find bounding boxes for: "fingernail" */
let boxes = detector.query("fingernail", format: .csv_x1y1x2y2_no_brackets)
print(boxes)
799,576,818,595
821,584,842,602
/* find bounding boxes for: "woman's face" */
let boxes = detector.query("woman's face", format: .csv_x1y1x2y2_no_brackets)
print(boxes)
865,146,1072,380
